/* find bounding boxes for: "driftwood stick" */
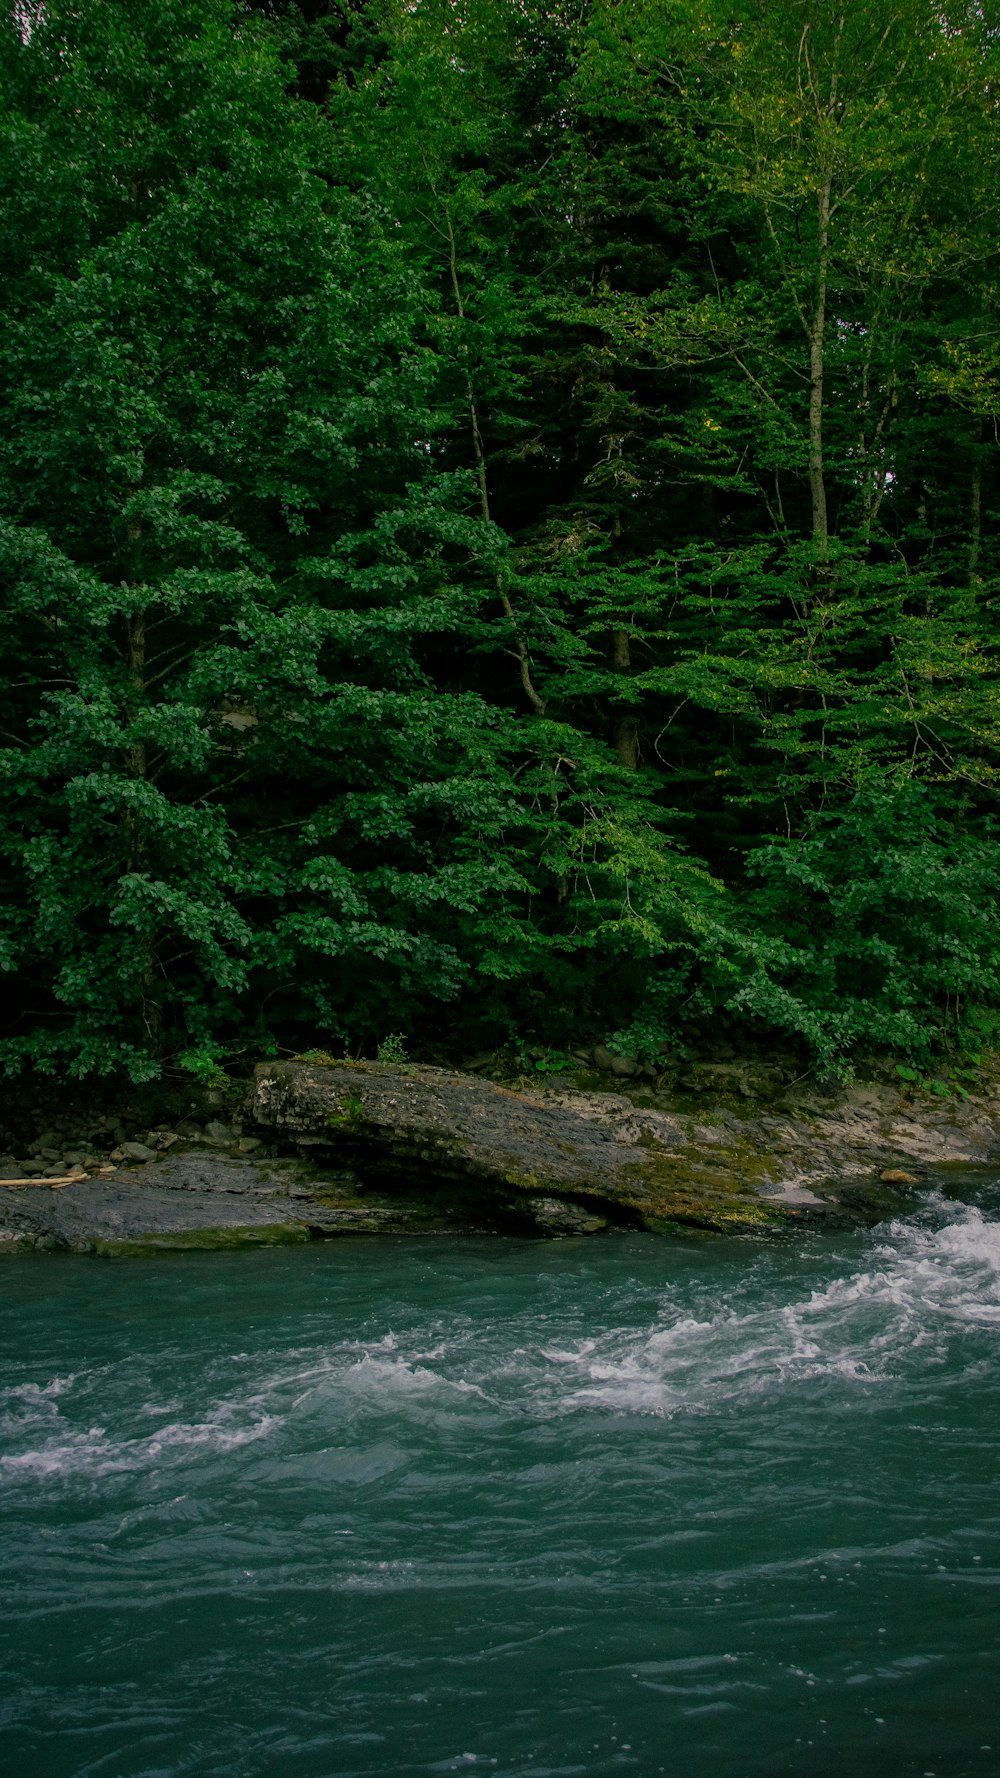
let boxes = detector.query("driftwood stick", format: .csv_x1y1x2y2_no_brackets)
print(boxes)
0,1165,116,1189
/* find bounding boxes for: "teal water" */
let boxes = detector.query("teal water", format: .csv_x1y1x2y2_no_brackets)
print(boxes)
1,1188,998,1778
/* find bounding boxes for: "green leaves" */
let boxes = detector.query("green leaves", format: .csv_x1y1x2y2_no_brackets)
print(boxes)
0,1,530,1071
731,784,1000,1073
1,0,1000,1079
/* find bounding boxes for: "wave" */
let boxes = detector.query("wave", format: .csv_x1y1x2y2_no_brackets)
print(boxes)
2,1198,997,1485
534,1197,1000,1418
0,1400,278,1480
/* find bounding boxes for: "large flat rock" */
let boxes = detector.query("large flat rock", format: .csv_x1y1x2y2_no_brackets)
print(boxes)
0,1141,558,1255
248,1061,824,1231
247,1059,1000,1233
0,1153,311,1253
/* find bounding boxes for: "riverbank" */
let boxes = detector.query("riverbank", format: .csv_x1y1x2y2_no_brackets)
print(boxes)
2,1052,999,1253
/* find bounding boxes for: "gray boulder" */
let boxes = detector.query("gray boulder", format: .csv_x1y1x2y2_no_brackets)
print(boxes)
247,1060,781,1232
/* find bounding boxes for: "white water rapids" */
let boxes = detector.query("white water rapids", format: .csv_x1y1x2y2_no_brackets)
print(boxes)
1,1187,998,1777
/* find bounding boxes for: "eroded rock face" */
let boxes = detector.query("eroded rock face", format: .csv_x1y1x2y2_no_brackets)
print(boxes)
248,1062,810,1232
247,1060,1000,1234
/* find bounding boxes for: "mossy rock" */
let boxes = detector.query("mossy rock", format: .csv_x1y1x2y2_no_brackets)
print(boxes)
83,1223,311,1257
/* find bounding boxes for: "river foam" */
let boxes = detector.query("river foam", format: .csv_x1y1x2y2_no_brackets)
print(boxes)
0,1388,278,1480
3,1194,996,1488
532,1198,1000,1418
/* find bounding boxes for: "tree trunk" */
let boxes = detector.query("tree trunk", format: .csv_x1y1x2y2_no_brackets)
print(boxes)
122,603,163,1046
808,166,832,570
445,207,545,717
124,608,147,802
969,430,983,586
609,628,638,767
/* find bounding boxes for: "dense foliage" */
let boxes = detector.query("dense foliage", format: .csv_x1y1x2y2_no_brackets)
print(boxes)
2,0,999,1080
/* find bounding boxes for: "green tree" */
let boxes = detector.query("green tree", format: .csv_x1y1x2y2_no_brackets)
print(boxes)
0,0,724,1077
0,0,515,1073
3,0,1000,1083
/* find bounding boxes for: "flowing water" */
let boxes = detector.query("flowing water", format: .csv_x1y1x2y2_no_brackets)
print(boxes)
2,1183,999,1778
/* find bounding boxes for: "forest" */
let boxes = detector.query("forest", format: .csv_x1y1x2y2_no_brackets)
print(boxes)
2,0,1000,1085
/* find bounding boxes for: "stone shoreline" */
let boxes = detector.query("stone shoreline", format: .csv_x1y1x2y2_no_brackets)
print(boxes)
2,1058,998,1254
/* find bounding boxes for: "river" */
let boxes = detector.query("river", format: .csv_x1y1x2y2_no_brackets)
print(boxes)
1,1182,998,1778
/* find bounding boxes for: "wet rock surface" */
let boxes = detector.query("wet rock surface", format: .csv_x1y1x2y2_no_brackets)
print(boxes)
0,1153,302,1253
0,1138,579,1255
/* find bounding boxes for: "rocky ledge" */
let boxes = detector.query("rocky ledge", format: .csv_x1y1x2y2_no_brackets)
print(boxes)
246,1059,1000,1235
2,1059,998,1253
